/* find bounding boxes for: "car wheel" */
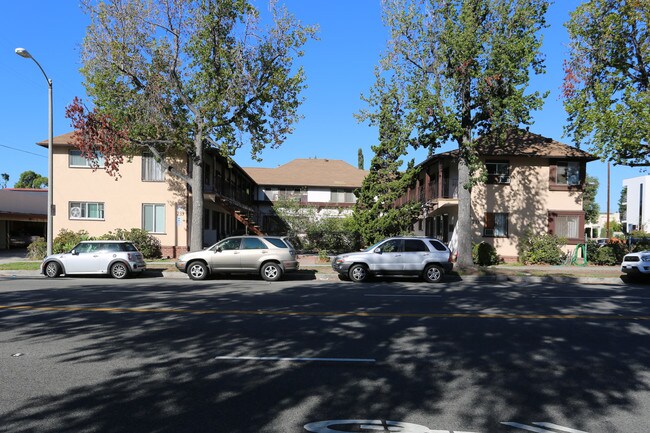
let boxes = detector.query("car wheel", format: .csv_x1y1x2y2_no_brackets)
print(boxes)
261,262,282,281
423,264,443,283
110,262,130,279
44,261,61,278
187,261,208,281
348,264,368,282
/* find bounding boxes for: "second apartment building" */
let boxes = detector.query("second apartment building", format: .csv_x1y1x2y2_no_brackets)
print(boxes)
399,129,598,261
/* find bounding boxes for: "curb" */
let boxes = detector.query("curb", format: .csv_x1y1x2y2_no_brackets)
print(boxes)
0,270,625,285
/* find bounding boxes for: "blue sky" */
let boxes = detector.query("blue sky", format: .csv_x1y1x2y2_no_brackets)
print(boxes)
0,0,645,212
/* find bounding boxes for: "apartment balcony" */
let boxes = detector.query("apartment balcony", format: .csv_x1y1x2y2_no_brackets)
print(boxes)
422,177,459,205
399,177,459,210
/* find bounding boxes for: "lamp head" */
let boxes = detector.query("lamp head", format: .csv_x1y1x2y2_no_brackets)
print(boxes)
15,48,32,59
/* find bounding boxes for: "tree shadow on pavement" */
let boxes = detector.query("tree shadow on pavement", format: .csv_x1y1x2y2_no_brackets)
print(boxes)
0,278,648,433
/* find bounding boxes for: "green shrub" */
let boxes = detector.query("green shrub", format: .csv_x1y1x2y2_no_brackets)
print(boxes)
48,228,161,259
305,216,358,254
54,229,91,254
317,249,330,262
100,228,162,259
518,232,567,265
26,237,47,260
472,242,500,266
590,245,618,265
586,239,627,265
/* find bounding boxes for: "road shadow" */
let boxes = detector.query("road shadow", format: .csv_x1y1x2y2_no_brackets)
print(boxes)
0,279,648,432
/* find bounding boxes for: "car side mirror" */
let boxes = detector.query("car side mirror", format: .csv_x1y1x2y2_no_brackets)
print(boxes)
71,250,79,256
374,248,382,254
216,247,223,253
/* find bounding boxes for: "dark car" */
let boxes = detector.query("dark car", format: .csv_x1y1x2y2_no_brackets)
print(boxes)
332,237,453,282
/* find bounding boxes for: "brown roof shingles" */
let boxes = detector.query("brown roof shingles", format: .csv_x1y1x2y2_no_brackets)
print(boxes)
244,158,368,188
420,129,598,166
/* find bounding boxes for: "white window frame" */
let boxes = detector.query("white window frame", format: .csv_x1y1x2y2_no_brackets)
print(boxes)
69,202,105,220
143,203,165,234
69,149,104,168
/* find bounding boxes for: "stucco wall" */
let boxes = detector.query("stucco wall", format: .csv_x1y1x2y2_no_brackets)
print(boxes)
52,146,189,254
471,157,584,258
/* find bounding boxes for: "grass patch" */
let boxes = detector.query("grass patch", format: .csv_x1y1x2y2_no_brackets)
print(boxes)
0,262,40,271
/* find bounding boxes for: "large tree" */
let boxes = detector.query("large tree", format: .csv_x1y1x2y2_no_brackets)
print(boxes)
563,0,649,165
360,0,548,266
67,0,316,250
354,79,421,246
14,170,48,189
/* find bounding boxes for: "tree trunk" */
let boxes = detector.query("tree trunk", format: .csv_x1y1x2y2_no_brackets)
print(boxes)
456,152,474,268
189,137,204,252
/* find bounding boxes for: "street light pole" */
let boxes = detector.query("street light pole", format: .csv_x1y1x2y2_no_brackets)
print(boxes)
15,48,54,256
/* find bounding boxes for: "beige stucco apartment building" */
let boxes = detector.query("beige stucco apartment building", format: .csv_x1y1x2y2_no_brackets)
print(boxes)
39,133,366,257
37,129,593,261
41,132,264,258
400,129,598,261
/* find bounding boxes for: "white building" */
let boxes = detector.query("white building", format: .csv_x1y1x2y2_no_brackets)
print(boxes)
622,175,650,232
244,158,368,233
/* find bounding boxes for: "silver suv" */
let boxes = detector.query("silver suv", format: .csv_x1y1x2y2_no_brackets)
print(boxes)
41,241,146,279
332,237,453,283
175,236,299,281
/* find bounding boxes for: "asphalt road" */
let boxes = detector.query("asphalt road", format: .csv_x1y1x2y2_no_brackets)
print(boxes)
0,274,649,433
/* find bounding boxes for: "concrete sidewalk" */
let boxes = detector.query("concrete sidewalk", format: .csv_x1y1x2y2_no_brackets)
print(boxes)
0,250,628,284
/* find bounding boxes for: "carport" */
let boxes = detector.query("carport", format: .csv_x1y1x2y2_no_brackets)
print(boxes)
0,188,46,249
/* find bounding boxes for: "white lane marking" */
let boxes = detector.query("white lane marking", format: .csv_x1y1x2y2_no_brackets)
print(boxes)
501,422,554,432
214,356,376,363
304,419,456,432
532,422,589,433
365,294,442,298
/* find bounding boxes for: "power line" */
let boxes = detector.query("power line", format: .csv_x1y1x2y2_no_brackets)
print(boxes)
0,143,46,158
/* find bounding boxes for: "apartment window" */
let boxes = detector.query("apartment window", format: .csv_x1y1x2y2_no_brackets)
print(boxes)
557,161,580,185
485,160,510,184
548,211,585,243
331,189,350,202
484,212,508,237
555,215,580,238
550,160,582,190
143,204,165,233
69,202,104,220
69,149,104,168
142,152,165,181
331,189,343,202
